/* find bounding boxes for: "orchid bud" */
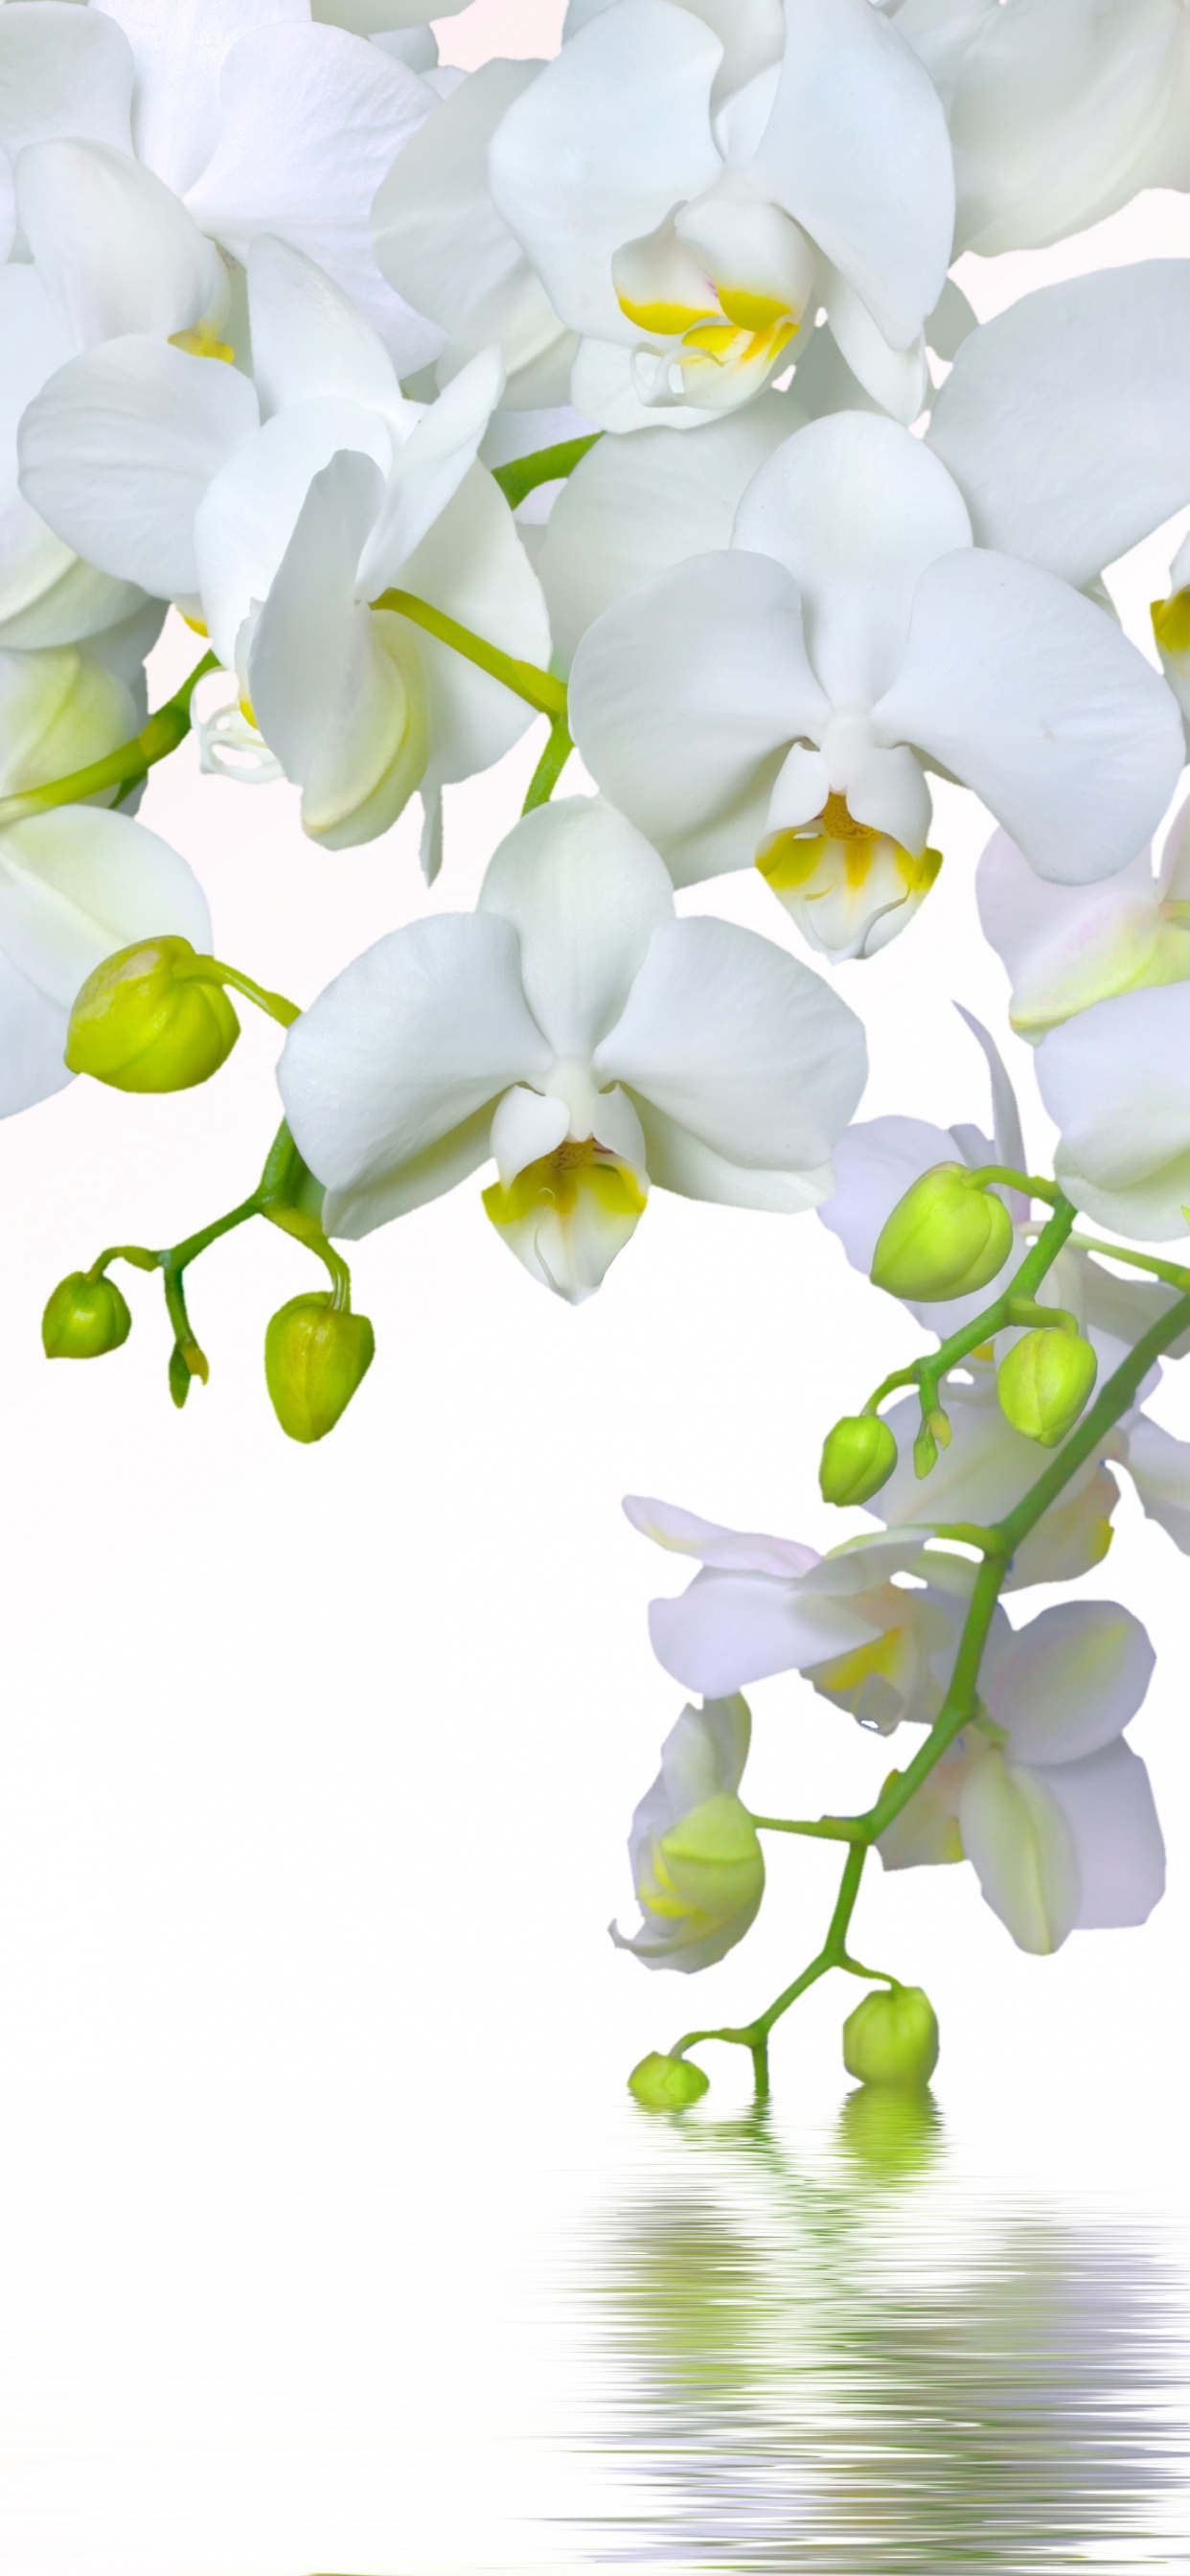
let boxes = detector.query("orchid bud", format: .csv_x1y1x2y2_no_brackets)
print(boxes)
871,1164,1014,1301
263,1292,375,1443
842,1984,940,2088
628,2052,709,2109
819,1414,897,1506
996,1326,1098,1447
65,938,240,1092
41,1271,131,1360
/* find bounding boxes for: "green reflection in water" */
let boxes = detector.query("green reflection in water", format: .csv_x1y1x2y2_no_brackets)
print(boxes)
584,2097,1189,2570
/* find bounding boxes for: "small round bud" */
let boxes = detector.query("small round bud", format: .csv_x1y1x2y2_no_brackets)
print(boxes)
842,1984,940,2089
819,1414,898,1506
997,1326,1097,1447
65,937,240,1093
871,1164,1014,1302
263,1292,375,1443
41,1270,131,1360
628,2052,709,2109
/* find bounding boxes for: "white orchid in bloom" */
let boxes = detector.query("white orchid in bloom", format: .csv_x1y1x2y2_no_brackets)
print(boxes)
880,1600,1164,1957
611,1693,766,1972
277,795,867,1296
18,238,548,856
624,1493,973,1733
487,0,954,428
7,0,1190,2107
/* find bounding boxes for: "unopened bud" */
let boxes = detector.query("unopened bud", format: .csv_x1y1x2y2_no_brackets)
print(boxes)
871,1164,1014,1302
628,2052,709,2109
996,1326,1097,1447
842,1984,939,2088
65,937,240,1092
263,1292,375,1443
819,1414,897,1506
41,1270,131,1359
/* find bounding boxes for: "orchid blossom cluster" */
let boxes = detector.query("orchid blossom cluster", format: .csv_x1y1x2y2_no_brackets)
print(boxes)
4,0,1190,2101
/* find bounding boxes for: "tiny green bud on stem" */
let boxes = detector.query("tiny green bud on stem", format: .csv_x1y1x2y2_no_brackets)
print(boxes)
66,937,239,1092
997,1326,1098,1447
820,1414,898,1506
42,1271,131,1359
628,2052,709,2108
842,1984,939,2088
872,1163,1015,1301
264,1292,375,1442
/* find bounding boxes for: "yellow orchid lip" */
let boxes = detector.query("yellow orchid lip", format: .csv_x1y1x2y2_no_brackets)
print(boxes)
169,321,236,364
757,794,943,902
1152,586,1190,655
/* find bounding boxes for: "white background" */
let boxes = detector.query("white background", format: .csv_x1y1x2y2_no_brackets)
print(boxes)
1,6,1189,2568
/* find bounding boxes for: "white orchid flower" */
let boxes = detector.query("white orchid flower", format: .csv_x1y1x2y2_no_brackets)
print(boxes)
881,1599,1164,1956
1035,985,1190,1242
610,1692,766,1974
0,797,212,1121
277,794,868,1300
488,0,954,429
868,1372,1123,1590
934,0,1190,257
568,411,1182,955
622,1492,965,1730
977,807,1190,1043
372,60,580,413
0,0,441,368
19,237,548,857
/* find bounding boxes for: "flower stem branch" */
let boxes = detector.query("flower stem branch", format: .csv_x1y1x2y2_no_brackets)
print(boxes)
0,649,218,830
492,433,601,510
522,712,574,812
862,1193,1079,1456
372,587,566,720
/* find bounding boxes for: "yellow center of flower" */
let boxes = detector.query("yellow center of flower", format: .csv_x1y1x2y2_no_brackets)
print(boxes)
482,1137,647,1228
758,794,942,904
169,319,235,363
1152,586,1190,655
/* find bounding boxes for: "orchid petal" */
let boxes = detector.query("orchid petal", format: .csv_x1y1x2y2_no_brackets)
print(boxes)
570,549,828,886
538,395,797,670
1036,985,1190,1232
874,549,1185,886
356,346,505,597
631,1099,836,1211
18,337,260,600
975,829,1183,1038
982,1601,1154,1766
489,1084,570,1187
958,1750,1081,1953
17,139,225,353
1039,1741,1165,1932
96,0,309,196
596,915,867,1171
927,264,1190,590
478,797,674,1063
394,464,552,792
0,2,134,159
246,233,402,423
1121,1414,1190,1554
733,414,972,709
820,266,927,426
648,1566,881,1696
749,0,953,352
194,397,390,667
623,1494,821,1578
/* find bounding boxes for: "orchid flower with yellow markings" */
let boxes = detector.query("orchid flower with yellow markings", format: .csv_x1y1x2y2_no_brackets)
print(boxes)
277,794,867,1298
0,0,441,366
488,0,954,431
880,1598,1163,1956
569,410,1184,952
623,1491,973,1730
610,1694,766,1972
19,237,548,858
976,805,1190,1043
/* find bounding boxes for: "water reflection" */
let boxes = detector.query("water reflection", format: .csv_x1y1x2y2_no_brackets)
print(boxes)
584,2095,1189,2569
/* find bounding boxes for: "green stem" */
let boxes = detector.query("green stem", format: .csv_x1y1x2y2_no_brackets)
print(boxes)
751,1814,863,1842
522,713,573,812
372,587,566,721
492,434,601,511
195,958,301,1029
966,1164,1061,1206
0,649,217,829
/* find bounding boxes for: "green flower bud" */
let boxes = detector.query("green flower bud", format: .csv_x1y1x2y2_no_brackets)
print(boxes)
996,1326,1098,1447
65,937,240,1092
819,1414,898,1506
871,1163,1014,1302
628,2052,709,2109
842,1984,940,2089
263,1292,375,1443
41,1270,131,1360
